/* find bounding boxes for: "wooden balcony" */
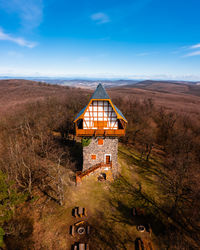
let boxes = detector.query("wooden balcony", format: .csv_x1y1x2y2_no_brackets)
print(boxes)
75,128,125,137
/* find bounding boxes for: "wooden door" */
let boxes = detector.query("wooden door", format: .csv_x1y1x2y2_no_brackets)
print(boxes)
106,155,111,164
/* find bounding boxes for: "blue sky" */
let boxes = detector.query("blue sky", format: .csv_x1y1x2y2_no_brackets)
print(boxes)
0,0,200,80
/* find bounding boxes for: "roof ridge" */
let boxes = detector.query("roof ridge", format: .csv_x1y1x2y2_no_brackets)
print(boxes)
90,83,110,100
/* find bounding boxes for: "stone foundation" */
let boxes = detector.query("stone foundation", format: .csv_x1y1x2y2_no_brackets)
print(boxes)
83,137,118,177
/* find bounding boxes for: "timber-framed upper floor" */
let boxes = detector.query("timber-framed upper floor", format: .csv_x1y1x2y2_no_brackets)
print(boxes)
74,83,127,137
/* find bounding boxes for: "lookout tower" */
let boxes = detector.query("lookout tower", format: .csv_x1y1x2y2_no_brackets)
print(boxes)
74,83,127,182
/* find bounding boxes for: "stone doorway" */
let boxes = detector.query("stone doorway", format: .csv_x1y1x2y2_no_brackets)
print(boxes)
105,154,111,164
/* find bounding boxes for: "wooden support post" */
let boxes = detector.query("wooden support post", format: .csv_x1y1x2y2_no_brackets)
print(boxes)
70,225,75,236
76,172,82,184
83,207,87,216
86,226,90,234
78,207,84,217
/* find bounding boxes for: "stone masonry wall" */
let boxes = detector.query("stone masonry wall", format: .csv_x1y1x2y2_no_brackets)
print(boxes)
83,137,118,177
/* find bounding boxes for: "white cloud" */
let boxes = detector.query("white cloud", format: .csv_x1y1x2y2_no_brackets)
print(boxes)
189,43,200,49
0,28,37,48
183,50,200,57
181,43,200,57
91,12,110,24
0,0,43,30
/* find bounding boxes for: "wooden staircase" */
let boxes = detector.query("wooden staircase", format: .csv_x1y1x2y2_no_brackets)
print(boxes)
76,162,112,183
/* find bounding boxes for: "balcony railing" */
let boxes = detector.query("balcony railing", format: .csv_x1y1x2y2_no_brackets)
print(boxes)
76,128,125,137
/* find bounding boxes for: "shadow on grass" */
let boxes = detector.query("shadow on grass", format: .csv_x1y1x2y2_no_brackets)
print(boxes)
87,174,167,249
90,170,200,249
89,210,134,250
109,175,166,237
118,148,167,189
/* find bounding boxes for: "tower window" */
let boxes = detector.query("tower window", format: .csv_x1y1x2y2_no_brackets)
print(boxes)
98,139,104,145
118,119,124,129
91,155,96,160
77,119,83,129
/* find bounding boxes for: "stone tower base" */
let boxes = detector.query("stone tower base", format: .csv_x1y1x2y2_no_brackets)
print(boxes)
83,137,118,177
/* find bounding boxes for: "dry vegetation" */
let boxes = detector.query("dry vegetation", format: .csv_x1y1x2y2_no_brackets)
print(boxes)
0,79,92,114
0,79,200,249
110,81,200,118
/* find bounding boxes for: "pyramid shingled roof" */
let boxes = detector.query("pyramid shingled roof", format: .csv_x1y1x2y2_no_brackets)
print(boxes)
90,83,110,100
114,104,127,122
74,83,127,123
74,106,87,121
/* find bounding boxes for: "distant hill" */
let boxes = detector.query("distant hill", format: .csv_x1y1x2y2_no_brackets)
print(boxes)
35,79,140,89
0,79,90,114
109,80,200,117
122,80,200,97
0,77,140,89
1,79,200,118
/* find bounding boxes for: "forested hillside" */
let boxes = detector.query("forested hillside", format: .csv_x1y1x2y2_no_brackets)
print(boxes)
0,80,199,249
